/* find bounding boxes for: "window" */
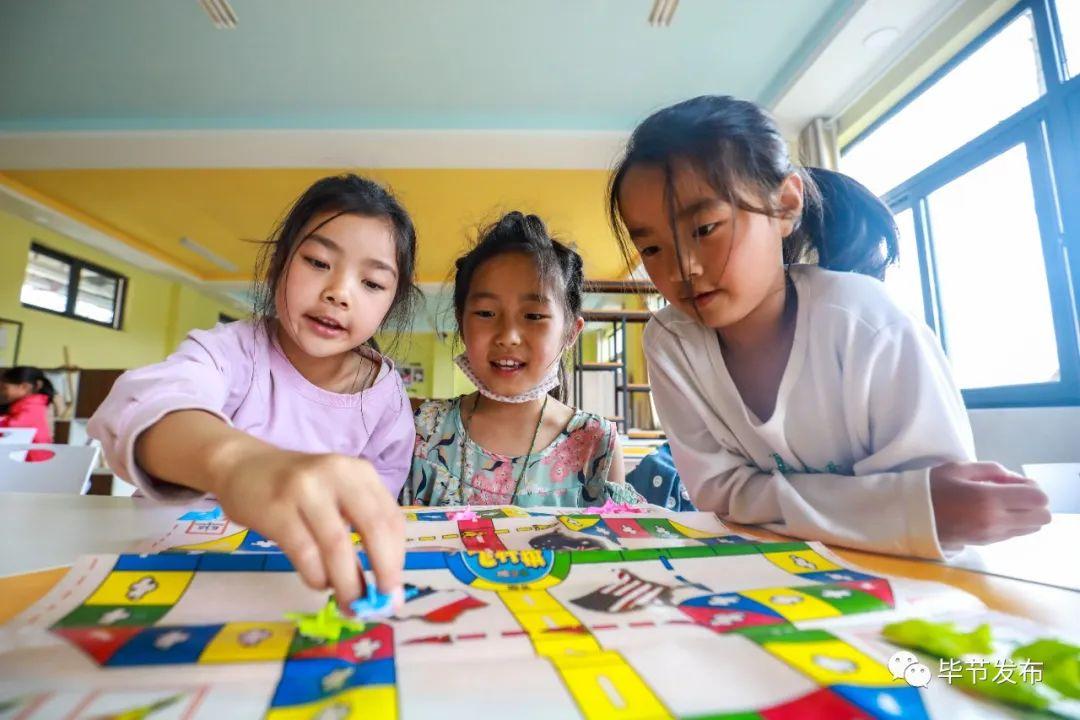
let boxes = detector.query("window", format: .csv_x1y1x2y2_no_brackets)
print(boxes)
1059,0,1080,77
925,144,1059,389
20,243,126,329
882,208,926,321
842,0,1080,406
844,11,1043,197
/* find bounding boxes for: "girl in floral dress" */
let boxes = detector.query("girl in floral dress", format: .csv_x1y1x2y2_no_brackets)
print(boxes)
404,211,643,508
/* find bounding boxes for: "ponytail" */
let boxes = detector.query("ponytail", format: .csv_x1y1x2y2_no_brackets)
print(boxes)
609,96,899,281
789,168,899,279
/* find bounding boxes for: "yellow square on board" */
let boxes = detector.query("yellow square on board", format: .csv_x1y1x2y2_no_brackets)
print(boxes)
199,621,295,664
85,571,194,606
265,686,396,720
555,652,673,720
763,549,841,574
500,589,565,615
740,588,842,621
763,638,899,687
535,632,604,659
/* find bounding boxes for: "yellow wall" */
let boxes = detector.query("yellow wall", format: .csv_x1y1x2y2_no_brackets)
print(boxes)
377,331,474,399
0,209,240,369
3,168,627,283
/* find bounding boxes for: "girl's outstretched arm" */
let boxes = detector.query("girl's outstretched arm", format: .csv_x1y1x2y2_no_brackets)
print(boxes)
136,409,405,611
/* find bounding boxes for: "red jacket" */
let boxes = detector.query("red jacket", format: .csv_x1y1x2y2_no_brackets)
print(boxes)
0,393,53,444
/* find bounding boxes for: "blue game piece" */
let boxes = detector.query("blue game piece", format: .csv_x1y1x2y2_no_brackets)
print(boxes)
349,585,395,618
179,506,223,521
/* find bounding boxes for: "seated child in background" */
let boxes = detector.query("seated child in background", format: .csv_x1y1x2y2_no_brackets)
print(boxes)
89,174,420,608
1,366,56,448
404,211,643,508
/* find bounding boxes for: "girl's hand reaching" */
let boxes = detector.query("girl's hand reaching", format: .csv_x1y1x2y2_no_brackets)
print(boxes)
209,448,406,611
930,461,1051,549
136,410,406,611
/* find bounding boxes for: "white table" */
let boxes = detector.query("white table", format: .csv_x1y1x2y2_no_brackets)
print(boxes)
0,492,182,577
945,513,1080,592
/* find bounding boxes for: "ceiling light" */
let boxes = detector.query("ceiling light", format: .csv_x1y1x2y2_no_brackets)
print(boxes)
648,0,679,27
863,26,900,51
198,0,238,29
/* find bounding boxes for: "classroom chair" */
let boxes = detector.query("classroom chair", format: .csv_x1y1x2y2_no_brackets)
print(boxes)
0,444,100,495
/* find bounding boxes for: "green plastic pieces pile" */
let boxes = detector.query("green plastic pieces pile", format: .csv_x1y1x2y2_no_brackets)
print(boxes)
883,618,1079,715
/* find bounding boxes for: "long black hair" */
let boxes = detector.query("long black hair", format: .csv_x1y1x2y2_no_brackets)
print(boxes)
1,366,56,403
452,211,584,401
252,174,420,353
608,95,898,280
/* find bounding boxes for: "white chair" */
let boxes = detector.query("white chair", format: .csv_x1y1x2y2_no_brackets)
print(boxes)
1023,463,1080,513
0,444,100,494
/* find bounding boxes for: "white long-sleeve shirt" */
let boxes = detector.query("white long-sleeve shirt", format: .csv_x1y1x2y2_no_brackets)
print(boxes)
645,264,975,559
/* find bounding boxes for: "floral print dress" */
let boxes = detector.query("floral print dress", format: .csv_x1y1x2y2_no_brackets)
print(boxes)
403,397,644,508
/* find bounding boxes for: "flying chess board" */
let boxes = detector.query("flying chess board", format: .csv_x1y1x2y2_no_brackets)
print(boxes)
0,506,1015,719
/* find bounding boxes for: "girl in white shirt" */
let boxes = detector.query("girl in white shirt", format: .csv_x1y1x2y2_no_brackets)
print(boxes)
607,95,1050,558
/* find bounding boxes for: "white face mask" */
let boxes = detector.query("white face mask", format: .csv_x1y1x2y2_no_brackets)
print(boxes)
454,353,561,404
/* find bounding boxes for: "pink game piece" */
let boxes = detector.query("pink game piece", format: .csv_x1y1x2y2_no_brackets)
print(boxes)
450,507,479,521
583,499,644,515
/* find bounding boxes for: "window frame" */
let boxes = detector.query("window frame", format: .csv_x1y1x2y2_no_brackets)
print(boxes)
842,0,1080,407
20,242,128,331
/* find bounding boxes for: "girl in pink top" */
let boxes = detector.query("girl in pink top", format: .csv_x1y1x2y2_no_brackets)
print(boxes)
89,174,419,610
1,367,56,458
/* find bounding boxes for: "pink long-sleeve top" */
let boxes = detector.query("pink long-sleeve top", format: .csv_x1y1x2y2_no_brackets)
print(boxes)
87,320,414,502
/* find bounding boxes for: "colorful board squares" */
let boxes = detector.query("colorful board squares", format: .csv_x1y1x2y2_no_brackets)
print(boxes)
53,621,297,667
288,623,394,664
269,657,396,708
678,594,787,632
760,635,899,688
265,685,396,720
549,651,674,720
762,549,842,576
684,684,928,720
54,603,173,628
84,571,194,606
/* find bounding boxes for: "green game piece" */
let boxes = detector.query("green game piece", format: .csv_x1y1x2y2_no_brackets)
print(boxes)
883,620,1078,712
285,597,367,642
947,671,1054,711
882,619,993,658
1013,639,1080,700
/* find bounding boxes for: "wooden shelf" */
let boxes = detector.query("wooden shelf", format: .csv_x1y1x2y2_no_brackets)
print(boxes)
584,279,658,294
578,362,622,371
582,309,652,323
627,430,666,440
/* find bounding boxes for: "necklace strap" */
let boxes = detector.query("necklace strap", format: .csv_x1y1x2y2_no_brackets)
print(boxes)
459,393,549,504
